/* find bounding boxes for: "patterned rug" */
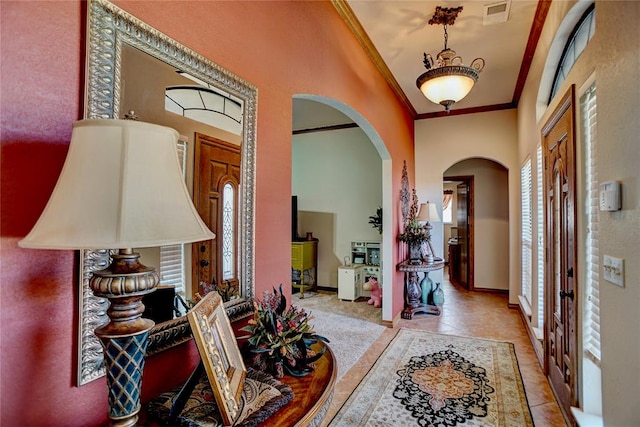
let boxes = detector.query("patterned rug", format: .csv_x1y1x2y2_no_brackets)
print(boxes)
330,329,533,426
292,293,386,381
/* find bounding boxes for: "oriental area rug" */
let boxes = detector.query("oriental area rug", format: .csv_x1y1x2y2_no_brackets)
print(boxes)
330,329,533,427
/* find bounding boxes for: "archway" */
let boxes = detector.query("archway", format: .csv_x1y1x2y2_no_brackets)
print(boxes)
443,157,509,292
291,95,393,322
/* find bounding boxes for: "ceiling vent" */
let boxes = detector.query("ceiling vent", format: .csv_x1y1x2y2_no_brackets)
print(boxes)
483,1,511,25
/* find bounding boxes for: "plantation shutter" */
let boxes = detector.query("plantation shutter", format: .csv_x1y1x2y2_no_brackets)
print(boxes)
521,159,533,304
582,84,600,363
159,140,188,295
536,146,545,329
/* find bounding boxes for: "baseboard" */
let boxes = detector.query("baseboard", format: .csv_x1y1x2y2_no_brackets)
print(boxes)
381,319,394,328
516,304,544,366
473,287,509,294
388,311,402,328
316,286,337,293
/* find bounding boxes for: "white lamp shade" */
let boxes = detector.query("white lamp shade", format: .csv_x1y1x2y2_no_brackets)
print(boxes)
419,74,475,104
416,202,441,223
19,119,215,249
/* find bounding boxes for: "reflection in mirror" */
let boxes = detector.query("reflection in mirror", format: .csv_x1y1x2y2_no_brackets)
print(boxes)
78,0,256,385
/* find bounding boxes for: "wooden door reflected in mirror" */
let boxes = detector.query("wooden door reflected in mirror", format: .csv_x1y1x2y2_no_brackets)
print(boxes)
193,133,241,300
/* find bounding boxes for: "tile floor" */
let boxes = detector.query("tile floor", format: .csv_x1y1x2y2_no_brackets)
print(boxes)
320,276,568,426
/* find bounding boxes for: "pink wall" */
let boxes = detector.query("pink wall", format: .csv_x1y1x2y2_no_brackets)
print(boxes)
1,1,414,425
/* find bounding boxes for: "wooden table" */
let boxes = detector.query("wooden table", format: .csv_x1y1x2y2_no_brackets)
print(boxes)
263,343,336,426
397,259,445,319
141,343,336,427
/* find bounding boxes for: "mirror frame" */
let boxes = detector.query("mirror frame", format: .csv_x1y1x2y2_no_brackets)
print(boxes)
78,0,256,386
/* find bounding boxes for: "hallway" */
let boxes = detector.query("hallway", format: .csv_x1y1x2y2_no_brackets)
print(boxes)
320,276,567,426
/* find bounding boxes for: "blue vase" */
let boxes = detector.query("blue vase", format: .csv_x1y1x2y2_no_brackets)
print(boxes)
420,273,433,305
432,282,444,306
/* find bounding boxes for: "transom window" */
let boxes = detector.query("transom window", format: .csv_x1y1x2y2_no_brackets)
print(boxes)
549,4,595,102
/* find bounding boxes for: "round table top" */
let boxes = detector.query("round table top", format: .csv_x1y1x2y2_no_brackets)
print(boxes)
263,343,336,426
397,258,445,272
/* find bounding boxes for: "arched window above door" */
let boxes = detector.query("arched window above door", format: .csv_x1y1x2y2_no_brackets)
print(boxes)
536,1,595,121
548,3,595,103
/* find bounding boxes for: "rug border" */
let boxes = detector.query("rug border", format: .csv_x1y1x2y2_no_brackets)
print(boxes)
328,328,535,426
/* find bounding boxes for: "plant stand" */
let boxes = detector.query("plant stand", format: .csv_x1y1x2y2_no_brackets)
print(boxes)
397,259,445,319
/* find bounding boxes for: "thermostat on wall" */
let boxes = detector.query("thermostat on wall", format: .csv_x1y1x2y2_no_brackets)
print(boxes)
599,180,621,211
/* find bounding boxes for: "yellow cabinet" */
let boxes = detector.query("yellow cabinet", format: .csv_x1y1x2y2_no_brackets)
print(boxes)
291,240,317,297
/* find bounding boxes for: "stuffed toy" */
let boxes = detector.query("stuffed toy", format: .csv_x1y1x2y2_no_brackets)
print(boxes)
363,277,382,308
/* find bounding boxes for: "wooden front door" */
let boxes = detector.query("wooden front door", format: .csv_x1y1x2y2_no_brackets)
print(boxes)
542,87,578,421
193,133,241,299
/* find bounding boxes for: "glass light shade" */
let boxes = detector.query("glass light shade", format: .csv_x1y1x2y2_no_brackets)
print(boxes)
19,119,215,250
416,202,441,223
419,73,475,105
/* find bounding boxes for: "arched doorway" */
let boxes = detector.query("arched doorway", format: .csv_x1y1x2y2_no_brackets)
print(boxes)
291,95,393,322
444,158,509,292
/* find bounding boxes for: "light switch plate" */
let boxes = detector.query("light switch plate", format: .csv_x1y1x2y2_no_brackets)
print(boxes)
603,255,624,287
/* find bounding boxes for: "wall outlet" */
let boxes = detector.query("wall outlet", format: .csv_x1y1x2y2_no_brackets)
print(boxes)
603,255,624,287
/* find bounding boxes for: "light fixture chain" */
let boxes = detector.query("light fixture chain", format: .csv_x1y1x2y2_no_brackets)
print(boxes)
443,24,448,50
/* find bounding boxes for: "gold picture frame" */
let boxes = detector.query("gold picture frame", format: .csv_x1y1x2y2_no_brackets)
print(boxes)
187,292,247,425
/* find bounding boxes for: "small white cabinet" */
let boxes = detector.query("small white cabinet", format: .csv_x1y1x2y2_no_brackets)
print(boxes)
338,265,365,301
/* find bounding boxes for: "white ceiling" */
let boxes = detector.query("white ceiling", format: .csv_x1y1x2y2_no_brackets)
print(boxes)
293,0,540,131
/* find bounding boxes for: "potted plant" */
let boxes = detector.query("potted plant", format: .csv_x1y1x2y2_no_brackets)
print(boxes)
240,284,329,378
368,207,383,234
398,190,430,263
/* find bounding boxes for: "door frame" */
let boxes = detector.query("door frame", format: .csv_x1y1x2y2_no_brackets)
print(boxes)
443,175,474,291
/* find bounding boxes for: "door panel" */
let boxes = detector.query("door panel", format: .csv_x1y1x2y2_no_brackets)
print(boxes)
542,87,577,422
457,182,469,290
193,133,241,298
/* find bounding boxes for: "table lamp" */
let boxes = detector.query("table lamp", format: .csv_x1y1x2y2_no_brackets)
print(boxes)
416,202,441,263
19,119,215,427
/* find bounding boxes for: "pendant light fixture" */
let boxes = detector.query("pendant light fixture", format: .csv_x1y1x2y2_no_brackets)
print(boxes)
416,6,485,113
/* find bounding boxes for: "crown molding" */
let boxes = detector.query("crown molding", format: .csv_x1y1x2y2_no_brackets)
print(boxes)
331,0,417,117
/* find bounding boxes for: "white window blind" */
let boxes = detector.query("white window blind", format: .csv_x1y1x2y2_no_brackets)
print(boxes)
582,83,600,364
521,159,533,304
159,140,187,295
536,146,545,329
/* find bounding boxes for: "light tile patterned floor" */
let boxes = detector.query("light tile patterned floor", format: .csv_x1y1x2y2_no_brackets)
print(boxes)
318,276,568,426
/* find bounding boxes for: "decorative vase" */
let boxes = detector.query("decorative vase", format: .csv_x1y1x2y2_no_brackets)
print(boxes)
409,243,423,264
432,282,444,306
406,274,421,308
420,273,433,305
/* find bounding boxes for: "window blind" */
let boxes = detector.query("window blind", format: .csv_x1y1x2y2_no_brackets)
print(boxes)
159,140,187,295
536,146,545,329
582,84,600,364
521,159,533,304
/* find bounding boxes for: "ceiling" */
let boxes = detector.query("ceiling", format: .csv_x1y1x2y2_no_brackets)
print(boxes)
293,0,546,131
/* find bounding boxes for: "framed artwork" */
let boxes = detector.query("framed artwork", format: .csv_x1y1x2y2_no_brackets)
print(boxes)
187,292,247,425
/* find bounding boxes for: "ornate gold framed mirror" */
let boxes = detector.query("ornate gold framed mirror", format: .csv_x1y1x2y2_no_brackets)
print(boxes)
78,0,257,385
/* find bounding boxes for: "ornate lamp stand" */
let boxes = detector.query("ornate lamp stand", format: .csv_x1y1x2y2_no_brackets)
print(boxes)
90,249,159,427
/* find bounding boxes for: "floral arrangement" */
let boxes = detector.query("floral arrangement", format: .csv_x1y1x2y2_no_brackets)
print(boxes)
240,284,329,378
398,189,430,246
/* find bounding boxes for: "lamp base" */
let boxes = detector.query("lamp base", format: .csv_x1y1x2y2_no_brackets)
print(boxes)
90,249,159,427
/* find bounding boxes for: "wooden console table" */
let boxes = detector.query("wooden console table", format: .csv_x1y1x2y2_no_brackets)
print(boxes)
397,259,445,319
260,343,336,426
141,343,336,427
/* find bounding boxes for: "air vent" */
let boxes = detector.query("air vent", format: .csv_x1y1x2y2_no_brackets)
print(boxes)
483,0,511,25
